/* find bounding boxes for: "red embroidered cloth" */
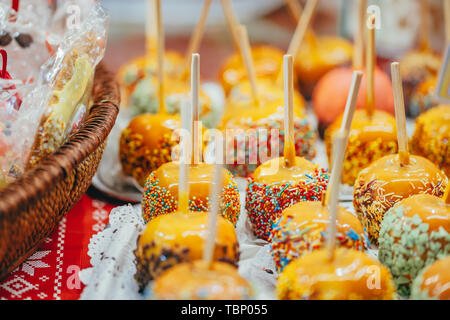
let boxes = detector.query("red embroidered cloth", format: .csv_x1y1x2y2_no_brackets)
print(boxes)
0,195,115,300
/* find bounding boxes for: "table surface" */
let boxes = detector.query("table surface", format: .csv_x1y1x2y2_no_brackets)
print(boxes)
0,4,398,300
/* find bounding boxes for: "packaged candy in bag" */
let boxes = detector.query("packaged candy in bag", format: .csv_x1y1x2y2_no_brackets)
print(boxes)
29,3,108,166
0,0,55,82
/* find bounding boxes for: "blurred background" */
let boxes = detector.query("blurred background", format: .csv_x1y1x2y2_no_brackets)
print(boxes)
101,0,447,81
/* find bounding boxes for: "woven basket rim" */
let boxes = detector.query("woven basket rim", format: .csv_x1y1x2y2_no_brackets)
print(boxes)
0,63,120,216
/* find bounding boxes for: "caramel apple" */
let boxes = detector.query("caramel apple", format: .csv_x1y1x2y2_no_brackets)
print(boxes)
134,210,239,292
354,62,448,245
354,154,448,244
119,113,181,187
270,201,367,272
245,147,328,241
276,248,396,300
148,261,251,300
219,45,286,96
325,109,398,185
142,162,240,225
379,194,450,296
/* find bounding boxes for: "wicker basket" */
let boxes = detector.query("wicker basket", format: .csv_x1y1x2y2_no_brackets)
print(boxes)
0,63,120,280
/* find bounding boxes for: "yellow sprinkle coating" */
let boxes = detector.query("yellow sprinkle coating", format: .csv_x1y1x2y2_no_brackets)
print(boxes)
119,128,176,186
325,133,398,186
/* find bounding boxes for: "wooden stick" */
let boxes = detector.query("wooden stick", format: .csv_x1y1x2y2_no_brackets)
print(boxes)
353,0,366,70
365,14,375,118
276,0,318,85
179,99,192,214
145,0,157,54
391,62,410,166
203,162,224,268
220,0,241,51
237,25,260,106
185,0,213,66
155,0,165,113
283,55,296,167
190,53,202,164
444,183,450,204
285,0,302,22
419,0,430,51
340,71,363,136
286,0,319,60
326,131,347,260
326,71,362,202
445,0,450,44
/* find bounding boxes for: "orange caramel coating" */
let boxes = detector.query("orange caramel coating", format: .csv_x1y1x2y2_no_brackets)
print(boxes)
413,256,450,300
280,201,365,237
295,34,353,95
354,154,448,244
127,113,180,151
219,45,285,95
134,211,239,291
327,109,396,145
252,156,317,185
394,194,450,232
356,155,447,201
152,261,251,300
276,248,396,300
325,109,397,185
151,162,235,203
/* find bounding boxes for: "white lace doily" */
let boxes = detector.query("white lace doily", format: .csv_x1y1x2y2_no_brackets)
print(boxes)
79,204,145,300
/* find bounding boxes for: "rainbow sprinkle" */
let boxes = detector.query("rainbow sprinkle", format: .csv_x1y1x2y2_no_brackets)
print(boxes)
225,117,316,177
270,217,367,272
245,167,329,240
141,171,241,226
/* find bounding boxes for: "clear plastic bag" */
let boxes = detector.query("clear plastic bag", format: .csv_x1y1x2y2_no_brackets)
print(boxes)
0,1,108,186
